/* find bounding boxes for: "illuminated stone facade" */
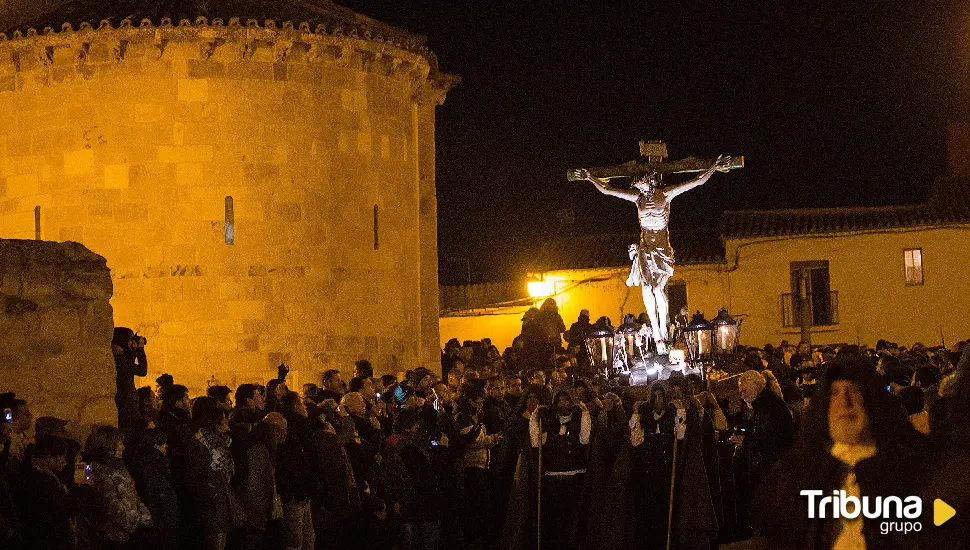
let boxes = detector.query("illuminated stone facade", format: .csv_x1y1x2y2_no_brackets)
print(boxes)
0,2,456,391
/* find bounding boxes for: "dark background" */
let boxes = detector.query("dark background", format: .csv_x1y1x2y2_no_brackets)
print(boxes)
339,1,969,284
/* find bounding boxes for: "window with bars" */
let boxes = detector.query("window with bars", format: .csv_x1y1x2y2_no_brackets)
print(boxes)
904,249,923,285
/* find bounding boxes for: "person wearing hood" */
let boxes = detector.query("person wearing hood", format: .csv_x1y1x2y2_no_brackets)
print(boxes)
531,387,591,550
565,310,594,373
533,299,566,370
918,344,970,548
627,381,683,548
753,357,931,549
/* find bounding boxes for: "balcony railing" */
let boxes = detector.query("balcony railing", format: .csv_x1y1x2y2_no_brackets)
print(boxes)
781,291,839,327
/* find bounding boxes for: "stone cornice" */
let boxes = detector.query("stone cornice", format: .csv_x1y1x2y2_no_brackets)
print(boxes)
0,16,458,95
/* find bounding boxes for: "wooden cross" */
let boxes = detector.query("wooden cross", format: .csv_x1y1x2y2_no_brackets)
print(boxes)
567,140,743,184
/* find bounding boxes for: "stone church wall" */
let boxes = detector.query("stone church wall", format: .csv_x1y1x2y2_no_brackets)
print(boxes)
0,239,115,430
0,23,453,392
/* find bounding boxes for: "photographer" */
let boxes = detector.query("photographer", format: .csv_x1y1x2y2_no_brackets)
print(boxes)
112,327,148,438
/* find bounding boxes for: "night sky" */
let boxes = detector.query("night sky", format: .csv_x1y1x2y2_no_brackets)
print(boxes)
338,1,966,284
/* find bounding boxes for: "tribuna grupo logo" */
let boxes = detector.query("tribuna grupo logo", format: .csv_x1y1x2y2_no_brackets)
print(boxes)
801,490,923,535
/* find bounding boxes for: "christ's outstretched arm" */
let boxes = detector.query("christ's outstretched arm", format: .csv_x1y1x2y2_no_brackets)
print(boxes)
664,155,732,201
576,168,639,202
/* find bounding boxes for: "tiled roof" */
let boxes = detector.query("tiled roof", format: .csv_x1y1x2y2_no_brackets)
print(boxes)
529,230,726,273
3,0,425,50
722,178,970,239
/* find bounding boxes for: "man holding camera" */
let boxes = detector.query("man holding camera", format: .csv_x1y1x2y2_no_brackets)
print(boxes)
112,327,148,438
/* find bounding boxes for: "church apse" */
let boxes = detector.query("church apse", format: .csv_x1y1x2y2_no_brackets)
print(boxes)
0,1,457,391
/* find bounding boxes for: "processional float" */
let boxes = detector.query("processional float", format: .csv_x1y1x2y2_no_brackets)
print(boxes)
569,141,743,385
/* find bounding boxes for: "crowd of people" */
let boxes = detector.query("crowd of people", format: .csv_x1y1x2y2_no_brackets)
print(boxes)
0,311,968,550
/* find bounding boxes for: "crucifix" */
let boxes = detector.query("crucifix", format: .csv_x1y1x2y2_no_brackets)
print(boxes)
568,141,743,354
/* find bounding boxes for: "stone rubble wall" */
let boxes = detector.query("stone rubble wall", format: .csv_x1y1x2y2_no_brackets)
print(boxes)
0,238,115,432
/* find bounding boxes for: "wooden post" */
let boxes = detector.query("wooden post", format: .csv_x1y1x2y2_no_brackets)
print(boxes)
537,414,543,550
666,433,679,550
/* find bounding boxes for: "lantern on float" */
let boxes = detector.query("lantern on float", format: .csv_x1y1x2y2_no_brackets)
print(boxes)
617,314,640,365
585,316,615,375
683,311,714,367
712,307,740,355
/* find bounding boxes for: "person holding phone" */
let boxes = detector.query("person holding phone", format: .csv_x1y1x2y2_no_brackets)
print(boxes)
83,425,152,547
15,436,79,549
1,397,31,472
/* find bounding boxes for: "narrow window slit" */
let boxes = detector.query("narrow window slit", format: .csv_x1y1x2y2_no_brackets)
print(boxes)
225,197,234,245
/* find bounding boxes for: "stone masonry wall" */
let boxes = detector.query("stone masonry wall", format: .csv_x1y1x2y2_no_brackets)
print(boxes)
0,239,115,430
0,23,454,392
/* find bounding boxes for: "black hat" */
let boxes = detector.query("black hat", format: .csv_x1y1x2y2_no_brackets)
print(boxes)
112,327,134,348
156,374,174,388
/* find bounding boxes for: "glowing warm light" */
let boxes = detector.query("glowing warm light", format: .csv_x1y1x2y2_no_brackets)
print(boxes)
526,275,568,298
527,280,555,298
669,348,686,365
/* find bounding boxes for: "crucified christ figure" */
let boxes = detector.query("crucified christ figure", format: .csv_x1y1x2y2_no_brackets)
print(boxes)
576,155,732,354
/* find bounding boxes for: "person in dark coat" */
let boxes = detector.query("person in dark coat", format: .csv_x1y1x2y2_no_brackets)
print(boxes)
532,299,566,370
82,425,152,549
234,413,286,550
276,392,316,550
186,397,235,550
483,376,511,436
918,344,970,548
129,428,180,550
492,387,542,537
738,369,795,499
375,408,441,550
753,357,931,550
308,412,359,549
534,388,591,550
112,328,148,441
565,309,594,373
582,392,627,548
14,436,78,550
339,392,384,496
0,414,22,550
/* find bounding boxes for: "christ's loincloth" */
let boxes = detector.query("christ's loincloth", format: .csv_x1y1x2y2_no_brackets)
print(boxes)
626,229,675,288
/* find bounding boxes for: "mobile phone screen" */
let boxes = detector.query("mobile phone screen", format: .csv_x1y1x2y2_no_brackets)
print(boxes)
74,462,90,485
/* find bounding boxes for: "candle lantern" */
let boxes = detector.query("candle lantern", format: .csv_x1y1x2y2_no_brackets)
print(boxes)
585,316,616,375
683,311,714,367
617,313,640,366
712,307,740,355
